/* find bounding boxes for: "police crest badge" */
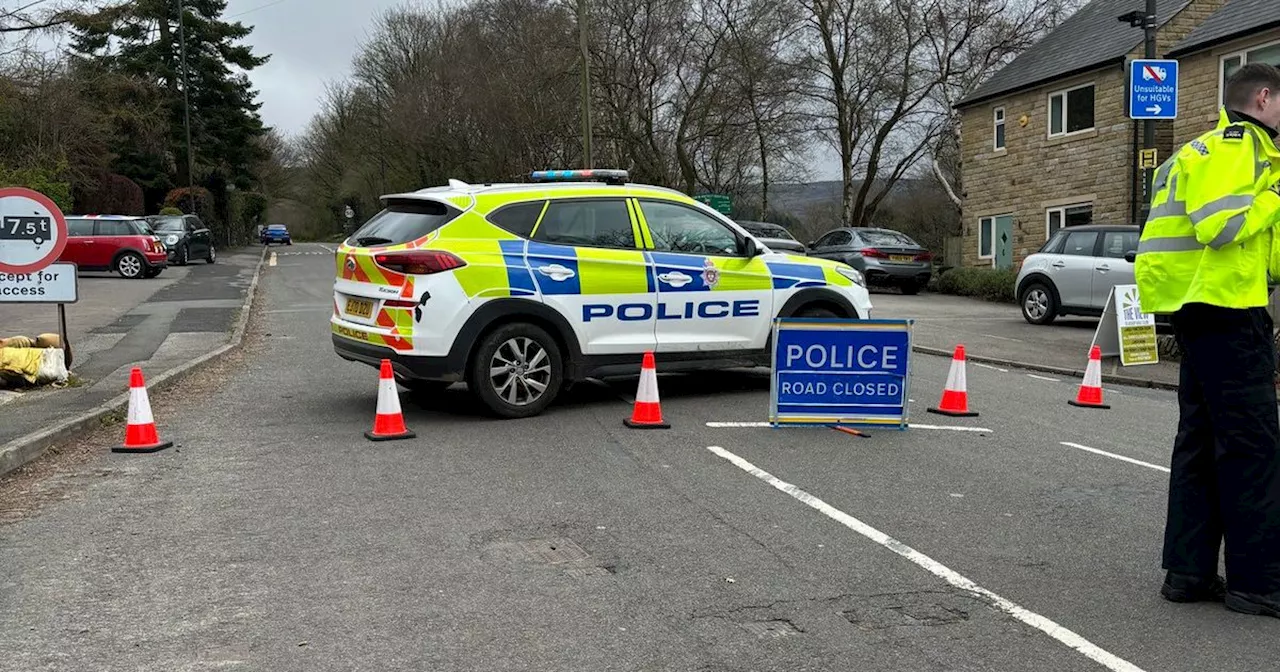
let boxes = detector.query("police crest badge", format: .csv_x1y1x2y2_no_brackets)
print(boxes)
701,258,720,288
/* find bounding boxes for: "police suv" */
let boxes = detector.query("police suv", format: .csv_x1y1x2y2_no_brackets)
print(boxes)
332,170,873,418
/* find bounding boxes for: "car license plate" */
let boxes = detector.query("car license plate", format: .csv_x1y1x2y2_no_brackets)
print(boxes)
890,255,913,262
345,297,375,319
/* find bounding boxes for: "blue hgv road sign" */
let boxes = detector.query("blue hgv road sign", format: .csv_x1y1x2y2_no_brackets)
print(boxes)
1129,59,1178,120
769,318,913,428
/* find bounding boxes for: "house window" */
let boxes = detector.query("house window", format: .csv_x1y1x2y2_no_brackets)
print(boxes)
993,107,1006,150
978,217,994,259
1221,40,1280,104
1046,203,1093,238
1048,84,1095,137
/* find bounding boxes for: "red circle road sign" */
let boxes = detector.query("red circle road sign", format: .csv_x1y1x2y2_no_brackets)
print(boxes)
0,187,68,274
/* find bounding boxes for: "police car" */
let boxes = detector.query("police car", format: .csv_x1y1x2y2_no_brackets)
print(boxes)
332,170,873,418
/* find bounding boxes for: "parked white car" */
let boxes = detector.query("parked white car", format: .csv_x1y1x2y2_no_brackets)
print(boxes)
1014,224,1138,325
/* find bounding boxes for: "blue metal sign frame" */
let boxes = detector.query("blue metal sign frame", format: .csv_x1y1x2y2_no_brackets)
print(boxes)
769,318,914,429
1129,59,1178,120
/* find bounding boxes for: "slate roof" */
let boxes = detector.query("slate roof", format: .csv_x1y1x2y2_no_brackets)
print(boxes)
1169,0,1280,56
957,0,1192,108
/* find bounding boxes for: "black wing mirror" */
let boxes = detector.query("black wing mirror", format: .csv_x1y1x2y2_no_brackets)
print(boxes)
1124,251,1137,263
743,237,762,257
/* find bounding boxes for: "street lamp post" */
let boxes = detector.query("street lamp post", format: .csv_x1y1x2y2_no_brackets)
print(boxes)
177,0,196,215
578,0,592,169
1120,0,1158,233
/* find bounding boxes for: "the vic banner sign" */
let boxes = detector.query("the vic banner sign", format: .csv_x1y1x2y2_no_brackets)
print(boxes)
769,318,913,428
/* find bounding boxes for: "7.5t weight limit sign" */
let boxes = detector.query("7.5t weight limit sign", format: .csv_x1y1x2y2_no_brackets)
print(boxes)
0,187,68,274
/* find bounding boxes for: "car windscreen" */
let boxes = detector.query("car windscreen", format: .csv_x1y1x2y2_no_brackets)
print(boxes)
134,220,155,235
858,230,917,247
349,200,460,246
151,217,185,232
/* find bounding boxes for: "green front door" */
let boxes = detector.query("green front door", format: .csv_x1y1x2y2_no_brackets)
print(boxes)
994,215,1013,270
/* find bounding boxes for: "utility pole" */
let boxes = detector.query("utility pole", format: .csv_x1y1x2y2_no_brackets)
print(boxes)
177,0,196,215
578,0,593,169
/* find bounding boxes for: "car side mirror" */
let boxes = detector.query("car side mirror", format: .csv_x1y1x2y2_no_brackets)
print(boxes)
743,237,762,257
1124,251,1137,263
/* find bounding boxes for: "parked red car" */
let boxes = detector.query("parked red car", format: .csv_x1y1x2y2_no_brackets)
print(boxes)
58,215,168,279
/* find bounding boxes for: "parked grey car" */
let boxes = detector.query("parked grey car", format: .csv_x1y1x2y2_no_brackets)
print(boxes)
146,214,215,266
807,227,933,294
1015,224,1138,325
734,220,806,255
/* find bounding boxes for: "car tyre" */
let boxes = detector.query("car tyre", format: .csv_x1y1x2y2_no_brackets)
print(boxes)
1020,281,1058,325
468,322,563,419
176,244,189,266
115,252,145,279
795,305,840,319
206,243,216,264
143,267,163,279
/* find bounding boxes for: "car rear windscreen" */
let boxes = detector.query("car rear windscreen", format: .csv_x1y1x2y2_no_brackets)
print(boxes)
349,200,460,246
859,230,917,247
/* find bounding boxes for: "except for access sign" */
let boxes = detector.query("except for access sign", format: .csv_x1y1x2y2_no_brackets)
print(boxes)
1129,59,1178,120
0,263,79,303
770,319,912,428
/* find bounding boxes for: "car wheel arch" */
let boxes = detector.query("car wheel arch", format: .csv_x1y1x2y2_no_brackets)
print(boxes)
1017,272,1060,304
777,288,862,320
452,299,585,380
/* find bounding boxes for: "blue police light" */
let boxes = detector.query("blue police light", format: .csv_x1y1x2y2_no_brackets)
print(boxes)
530,169,629,185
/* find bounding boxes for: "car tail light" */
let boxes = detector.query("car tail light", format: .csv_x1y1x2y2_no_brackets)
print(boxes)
373,250,466,275
913,251,933,262
860,247,889,259
382,299,418,308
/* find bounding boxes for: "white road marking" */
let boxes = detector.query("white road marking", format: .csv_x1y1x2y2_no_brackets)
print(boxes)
318,244,336,252
704,422,991,432
705,445,1148,672
974,363,1010,373
1027,374,1060,382
1060,442,1169,473
982,333,1023,343
268,252,278,267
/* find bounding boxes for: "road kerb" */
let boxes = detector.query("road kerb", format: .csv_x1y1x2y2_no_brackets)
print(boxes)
0,247,269,478
912,346,1177,391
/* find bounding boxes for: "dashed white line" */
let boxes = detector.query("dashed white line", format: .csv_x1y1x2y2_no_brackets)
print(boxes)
973,362,1010,373
704,422,991,432
268,252,278,267
1060,442,1169,473
705,445,1147,672
318,244,336,253
1027,374,1060,382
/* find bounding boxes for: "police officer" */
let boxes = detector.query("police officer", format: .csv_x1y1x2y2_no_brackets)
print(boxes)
1135,62,1280,618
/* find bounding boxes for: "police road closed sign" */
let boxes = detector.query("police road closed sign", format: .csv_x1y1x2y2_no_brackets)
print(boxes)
0,263,79,303
770,319,913,428
0,187,68,274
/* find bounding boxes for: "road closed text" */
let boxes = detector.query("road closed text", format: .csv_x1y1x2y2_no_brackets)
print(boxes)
778,379,901,397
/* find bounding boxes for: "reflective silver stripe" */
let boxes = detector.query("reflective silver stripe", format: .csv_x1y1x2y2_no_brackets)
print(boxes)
1138,236,1205,253
1188,194,1254,224
1149,201,1186,219
1207,212,1248,249
1152,160,1174,193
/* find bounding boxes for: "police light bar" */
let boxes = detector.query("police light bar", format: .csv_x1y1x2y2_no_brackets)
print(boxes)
530,169,629,185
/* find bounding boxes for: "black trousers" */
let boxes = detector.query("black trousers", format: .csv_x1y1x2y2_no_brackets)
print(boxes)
1166,304,1280,594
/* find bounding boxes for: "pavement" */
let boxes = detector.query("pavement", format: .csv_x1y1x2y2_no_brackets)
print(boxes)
871,291,1180,388
0,248,265,473
0,243,1272,672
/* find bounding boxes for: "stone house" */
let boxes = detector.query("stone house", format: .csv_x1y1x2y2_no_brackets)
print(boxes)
954,0,1278,269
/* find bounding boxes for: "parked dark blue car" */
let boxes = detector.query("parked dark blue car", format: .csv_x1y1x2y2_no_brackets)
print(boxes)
261,224,292,246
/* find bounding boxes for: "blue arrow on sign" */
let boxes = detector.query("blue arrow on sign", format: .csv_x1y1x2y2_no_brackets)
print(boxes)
1129,59,1178,120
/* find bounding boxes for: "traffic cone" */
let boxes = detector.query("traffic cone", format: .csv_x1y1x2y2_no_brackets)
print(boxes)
365,359,417,441
928,345,979,417
1069,345,1111,409
112,367,173,453
624,351,670,429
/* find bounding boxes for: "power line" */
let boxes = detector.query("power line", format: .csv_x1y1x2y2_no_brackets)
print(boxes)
227,0,290,19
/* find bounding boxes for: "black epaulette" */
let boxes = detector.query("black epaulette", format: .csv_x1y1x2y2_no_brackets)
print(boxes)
1223,125,1246,141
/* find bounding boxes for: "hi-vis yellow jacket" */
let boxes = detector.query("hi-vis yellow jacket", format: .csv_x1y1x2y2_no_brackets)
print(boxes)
1135,108,1280,313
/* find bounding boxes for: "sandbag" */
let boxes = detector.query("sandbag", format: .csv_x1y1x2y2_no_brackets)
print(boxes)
0,347,68,385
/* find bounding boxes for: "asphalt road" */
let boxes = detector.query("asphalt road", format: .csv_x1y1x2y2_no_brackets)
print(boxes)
1,244,1274,671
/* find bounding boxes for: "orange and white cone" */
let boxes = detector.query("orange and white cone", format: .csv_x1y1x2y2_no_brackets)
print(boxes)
624,351,670,429
112,367,173,453
928,345,979,417
1069,345,1110,409
365,359,417,441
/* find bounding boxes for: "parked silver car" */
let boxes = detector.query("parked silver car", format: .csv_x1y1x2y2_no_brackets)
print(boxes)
807,227,933,294
734,220,807,255
1015,224,1138,325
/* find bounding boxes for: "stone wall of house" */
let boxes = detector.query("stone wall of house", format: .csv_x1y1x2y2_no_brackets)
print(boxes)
1174,26,1280,145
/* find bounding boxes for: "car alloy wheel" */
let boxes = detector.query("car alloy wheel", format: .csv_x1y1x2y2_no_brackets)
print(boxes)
207,244,216,264
489,336,552,407
117,252,144,279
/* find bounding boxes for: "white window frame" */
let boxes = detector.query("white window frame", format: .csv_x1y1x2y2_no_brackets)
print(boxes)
1219,38,1280,105
977,215,1004,262
1045,202,1093,239
993,106,1006,151
1047,83,1096,138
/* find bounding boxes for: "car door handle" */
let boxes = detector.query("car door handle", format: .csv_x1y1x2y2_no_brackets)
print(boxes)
536,264,575,281
657,272,693,287
1051,261,1066,269
1097,264,1110,272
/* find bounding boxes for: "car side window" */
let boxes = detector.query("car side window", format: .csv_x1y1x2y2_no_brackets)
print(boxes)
95,220,133,236
1101,231,1138,259
489,202,545,238
1040,230,1068,254
67,219,94,237
639,201,742,256
1062,230,1099,257
816,231,850,248
532,199,635,249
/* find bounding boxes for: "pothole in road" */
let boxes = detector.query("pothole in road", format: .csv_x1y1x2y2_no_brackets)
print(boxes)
841,591,977,630
480,536,617,580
